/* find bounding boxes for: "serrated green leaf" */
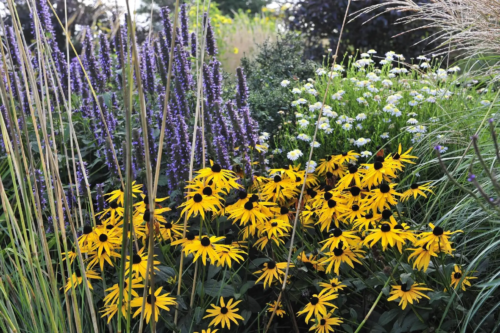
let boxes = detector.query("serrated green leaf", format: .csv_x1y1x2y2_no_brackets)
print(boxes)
199,279,235,298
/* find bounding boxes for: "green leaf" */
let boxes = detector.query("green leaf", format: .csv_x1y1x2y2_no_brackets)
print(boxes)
246,296,261,312
349,308,357,321
378,308,399,326
249,258,269,269
207,265,221,280
400,273,412,284
239,281,255,296
154,266,176,282
476,278,500,288
200,279,235,298
341,324,354,333
241,309,252,324
158,175,169,186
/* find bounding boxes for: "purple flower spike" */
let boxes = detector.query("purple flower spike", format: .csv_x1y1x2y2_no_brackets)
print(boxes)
180,4,189,47
190,32,197,57
467,173,476,182
160,7,173,48
99,34,112,82
203,13,217,57
489,118,494,123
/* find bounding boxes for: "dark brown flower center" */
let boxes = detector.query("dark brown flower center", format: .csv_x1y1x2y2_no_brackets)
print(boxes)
201,237,211,246
411,183,419,190
280,207,289,215
202,187,213,196
99,234,108,242
326,172,333,179
244,201,253,210
327,200,337,208
374,161,383,170
454,272,462,279
146,295,156,304
238,191,248,199
133,254,142,264
250,194,259,202
332,228,342,237
267,261,276,269
333,247,344,256
110,201,118,209
380,184,390,193
320,319,326,325
382,210,392,219
211,164,222,173
401,283,409,292
349,165,358,174
324,192,333,201
310,296,319,305
350,186,361,196
165,222,173,229
193,194,203,203
186,232,195,241
433,226,444,236
352,205,360,211
271,222,278,227
274,175,282,183
220,306,228,314
381,224,391,232
83,225,92,234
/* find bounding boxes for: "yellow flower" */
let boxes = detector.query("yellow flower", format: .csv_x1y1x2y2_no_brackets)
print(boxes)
450,265,477,291
104,181,143,205
100,301,129,323
319,278,347,294
267,300,286,317
323,246,364,275
203,297,244,329
104,278,144,305
254,261,291,288
233,47,239,54
320,228,360,251
64,268,101,293
179,193,222,221
387,282,431,310
400,182,434,202
125,247,160,279
364,221,405,251
216,245,245,268
130,287,177,324
407,242,439,272
194,161,242,193
308,311,343,333
184,235,225,266
415,223,462,253
363,183,401,212
296,289,338,323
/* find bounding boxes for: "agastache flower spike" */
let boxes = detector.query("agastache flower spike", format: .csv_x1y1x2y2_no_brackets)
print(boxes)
236,67,249,108
180,4,189,47
99,33,112,82
203,13,217,57
190,32,197,57
132,128,145,171
82,27,104,92
160,7,173,48
5,26,22,68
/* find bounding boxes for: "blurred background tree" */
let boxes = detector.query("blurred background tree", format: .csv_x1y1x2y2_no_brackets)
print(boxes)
285,0,436,60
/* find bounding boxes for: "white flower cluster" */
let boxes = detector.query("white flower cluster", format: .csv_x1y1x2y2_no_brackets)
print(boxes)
287,149,303,161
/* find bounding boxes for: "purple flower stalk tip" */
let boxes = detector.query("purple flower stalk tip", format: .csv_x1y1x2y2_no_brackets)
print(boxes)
467,174,476,182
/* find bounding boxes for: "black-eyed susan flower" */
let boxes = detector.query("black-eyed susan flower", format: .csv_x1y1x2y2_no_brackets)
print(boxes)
158,220,183,242
296,289,338,323
78,224,95,250
179,193,221,221
195,162,242,193
203,297,244,329
415,223,462,253
317,199,347,231
353,212,381,231
261,219,290,239
407,242,439,272
103,278,143,305
363,183,400,212
361,158,397,189
171,231,198,249
184,235,225,266
91,227,121,257
342,186,366,208
261,174,298,203
87,248,121,271
216,245,245,268
125,247,160,279
62,248,78,264
254,261,291,288
64,268,101,292
386,144,417,169
400,182,434,202
308,311,343,333
97,201,124,226
323,246,364,275
254,234,286,251
130,287,177,324
450,265,477,291
227,200,273,227
105,181,142,205
267,300,286,318
320,229,359,251
339,203,365,224
364,221,405,251
387,282,431,310
335,165,363,191
100,301,129,323
319,278,347,294
336,151,359,164
298,252,326,272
